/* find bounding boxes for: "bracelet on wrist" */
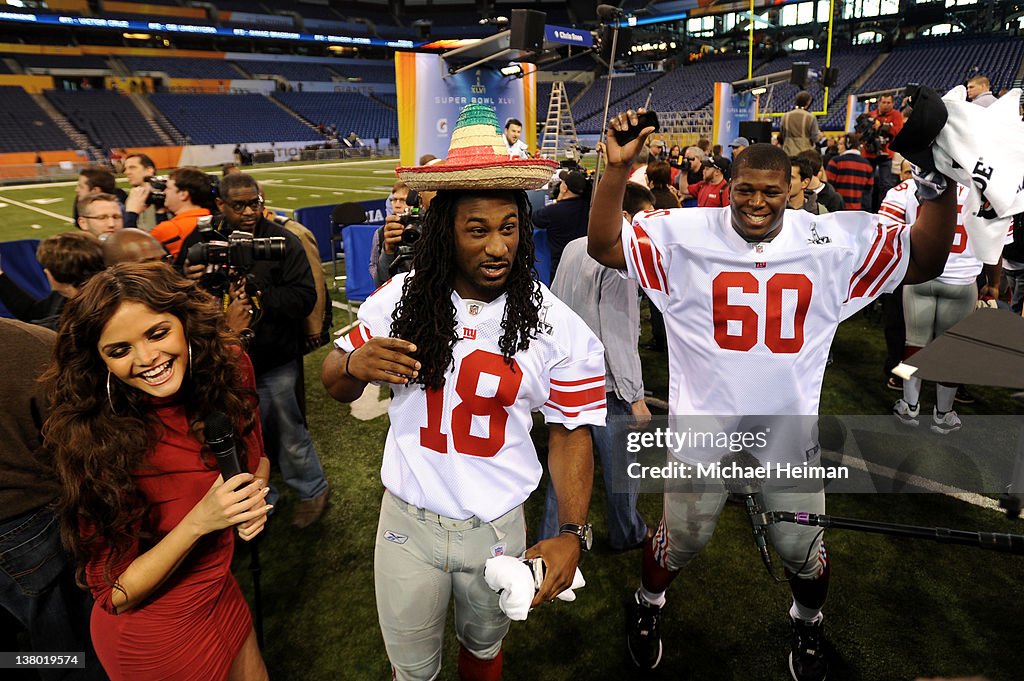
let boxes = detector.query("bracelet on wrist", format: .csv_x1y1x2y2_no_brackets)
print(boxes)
344,347,357,378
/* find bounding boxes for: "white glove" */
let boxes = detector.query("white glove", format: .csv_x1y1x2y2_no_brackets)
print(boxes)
911,164,948,202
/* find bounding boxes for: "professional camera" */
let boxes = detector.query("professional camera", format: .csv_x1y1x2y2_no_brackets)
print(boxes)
392,190,423,271
854,113,892,157
185,217,286,296
145,175,168,208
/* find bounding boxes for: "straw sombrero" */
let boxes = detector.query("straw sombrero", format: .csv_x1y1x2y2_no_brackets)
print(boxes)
397,104,557,191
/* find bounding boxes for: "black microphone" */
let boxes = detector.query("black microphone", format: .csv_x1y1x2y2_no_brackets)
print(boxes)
596,4,624,21
206,411,243,485
745,494,774,573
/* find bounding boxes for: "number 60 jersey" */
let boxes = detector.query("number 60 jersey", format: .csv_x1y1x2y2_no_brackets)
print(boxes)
335,273,606,522
623,207,910,418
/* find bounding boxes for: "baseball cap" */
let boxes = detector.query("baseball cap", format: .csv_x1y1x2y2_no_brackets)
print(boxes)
559,169,590,196
729,136,750,148
649,138,666,148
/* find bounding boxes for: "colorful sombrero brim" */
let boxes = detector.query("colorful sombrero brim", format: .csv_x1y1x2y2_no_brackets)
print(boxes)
397,158,558,191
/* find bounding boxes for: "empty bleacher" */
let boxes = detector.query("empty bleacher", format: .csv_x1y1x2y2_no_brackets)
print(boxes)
149,93,318,143
234,60,338,82
123,56,240,80
858,34,1024,96
330,62,395,83
752,47,881,129
0,86,76,152
273,92,398,140
45,90,163,149
18,54,111,72
572,72,669,133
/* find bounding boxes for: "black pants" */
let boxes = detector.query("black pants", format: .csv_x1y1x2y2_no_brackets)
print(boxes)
881,285,905,379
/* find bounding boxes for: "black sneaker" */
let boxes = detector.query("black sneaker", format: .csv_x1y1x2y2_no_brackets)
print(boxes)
627,591,663,670
789,616,828,681
954,386,976,404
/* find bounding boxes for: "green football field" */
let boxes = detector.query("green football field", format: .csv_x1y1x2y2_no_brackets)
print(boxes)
0,157,401,242
5,158,1024,679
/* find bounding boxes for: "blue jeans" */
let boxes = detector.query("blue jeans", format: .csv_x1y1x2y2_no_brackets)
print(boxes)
541,393,647,550
257,359,328,502
1003,268,1024,315
0,505,105,680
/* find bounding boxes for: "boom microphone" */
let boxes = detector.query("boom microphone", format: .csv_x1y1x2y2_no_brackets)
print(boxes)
206,411,243,483
596,4,624,21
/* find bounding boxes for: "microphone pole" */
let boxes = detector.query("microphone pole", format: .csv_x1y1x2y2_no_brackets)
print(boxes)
592,13,622,195
206,412,265,649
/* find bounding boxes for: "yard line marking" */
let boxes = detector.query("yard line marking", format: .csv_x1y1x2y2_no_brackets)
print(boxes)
266,182,385,194
249,160,397,173
0,195,73,222
28,197,64,205
821,450,1003,512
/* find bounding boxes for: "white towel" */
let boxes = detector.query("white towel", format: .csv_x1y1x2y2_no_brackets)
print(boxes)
483,556,588,620
931,86,1024,263
483,556,534,621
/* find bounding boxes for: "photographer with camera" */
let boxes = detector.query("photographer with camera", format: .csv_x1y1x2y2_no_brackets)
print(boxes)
150,167,214,259
865,94,904,211
122,153,169,232
178,172,331,529
370,181,422,286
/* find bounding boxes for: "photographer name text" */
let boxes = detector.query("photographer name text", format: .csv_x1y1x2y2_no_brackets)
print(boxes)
627,461,849,480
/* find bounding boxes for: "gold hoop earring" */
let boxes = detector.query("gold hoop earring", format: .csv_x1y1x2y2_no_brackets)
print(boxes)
106,371,120,416
188,344,193,378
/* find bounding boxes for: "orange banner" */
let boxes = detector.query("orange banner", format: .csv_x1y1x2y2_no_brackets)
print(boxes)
0,75,55,93
122,146,184,171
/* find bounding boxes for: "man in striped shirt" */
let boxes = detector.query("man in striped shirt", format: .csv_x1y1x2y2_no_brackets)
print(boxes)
825,132,874,211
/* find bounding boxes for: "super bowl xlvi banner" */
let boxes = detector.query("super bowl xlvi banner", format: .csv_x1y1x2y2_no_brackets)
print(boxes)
711,82,757,148
395,51,536,167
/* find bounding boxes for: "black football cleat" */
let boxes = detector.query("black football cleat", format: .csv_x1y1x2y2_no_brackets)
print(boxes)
789,616,828,681
627,591,663,670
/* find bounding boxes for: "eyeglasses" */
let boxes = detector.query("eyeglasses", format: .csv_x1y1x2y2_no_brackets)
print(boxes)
684,157,697,162
82,213,123,221
226,198,264,213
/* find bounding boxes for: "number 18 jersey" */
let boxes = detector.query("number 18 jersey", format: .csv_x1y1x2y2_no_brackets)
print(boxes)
623,207,911,417
336,274,606,522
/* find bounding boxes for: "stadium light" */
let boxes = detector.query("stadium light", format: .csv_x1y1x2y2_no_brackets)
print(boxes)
499,63,524,78
751,86,767,95
123,33,151,40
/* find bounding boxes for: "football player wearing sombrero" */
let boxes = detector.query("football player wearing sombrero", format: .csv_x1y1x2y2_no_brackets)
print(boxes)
321,104,607,681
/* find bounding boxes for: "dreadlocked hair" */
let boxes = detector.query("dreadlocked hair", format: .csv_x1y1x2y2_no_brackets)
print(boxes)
391,189,543,390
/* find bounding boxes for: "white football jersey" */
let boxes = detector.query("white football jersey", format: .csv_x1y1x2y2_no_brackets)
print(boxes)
878,180,983,285
622,207,910,419
336,274,606,521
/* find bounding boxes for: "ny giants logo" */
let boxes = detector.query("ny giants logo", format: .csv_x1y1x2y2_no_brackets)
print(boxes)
463,327,476,340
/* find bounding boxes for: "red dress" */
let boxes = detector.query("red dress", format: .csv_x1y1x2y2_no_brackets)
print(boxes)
86,356,263,681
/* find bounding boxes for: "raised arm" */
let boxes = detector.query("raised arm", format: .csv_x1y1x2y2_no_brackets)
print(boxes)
902,182,957,284
588,110,656,270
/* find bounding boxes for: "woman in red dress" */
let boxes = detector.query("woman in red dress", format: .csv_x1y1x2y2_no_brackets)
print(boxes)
43,262,272,680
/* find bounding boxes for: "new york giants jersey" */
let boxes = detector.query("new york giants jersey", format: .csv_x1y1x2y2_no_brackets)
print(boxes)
336,274,606,522
878,180,984,285
623,207,910,418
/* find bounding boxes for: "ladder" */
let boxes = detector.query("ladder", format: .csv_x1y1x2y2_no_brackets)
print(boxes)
539,81,580,161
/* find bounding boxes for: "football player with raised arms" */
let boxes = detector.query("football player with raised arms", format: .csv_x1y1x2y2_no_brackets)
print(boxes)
321,104,606,681
588,109,957,680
